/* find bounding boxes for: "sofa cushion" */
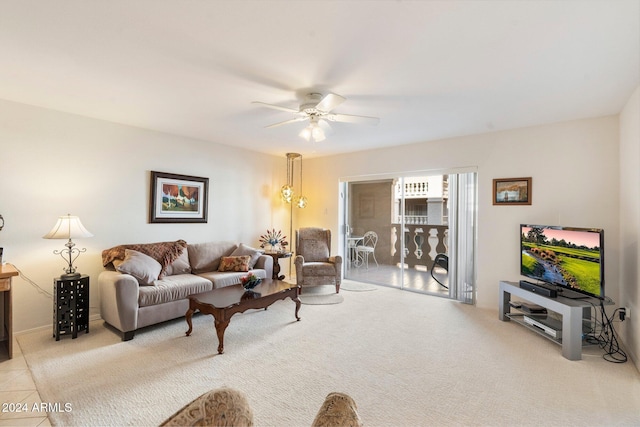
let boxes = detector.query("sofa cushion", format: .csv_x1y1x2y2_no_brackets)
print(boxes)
164,250,192,276
218,256,251,272
231,243,263,268
114,249,162,286
197,269,267,288
301,261,337,276
138,274,213,307
188,241,238,274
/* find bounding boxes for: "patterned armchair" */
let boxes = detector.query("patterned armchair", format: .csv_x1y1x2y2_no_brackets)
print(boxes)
294,227,342,293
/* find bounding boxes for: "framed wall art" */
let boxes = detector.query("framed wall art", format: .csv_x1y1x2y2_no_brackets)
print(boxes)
359,194,375,218
149,171,209,223
492,177,532,206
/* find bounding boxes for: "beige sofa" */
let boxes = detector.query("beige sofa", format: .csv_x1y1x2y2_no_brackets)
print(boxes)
99,240,273,341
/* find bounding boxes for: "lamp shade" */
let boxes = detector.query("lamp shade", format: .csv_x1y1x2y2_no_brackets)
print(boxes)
43,215,93,240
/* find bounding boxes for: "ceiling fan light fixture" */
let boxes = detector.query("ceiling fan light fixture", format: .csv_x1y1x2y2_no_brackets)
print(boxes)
299,126,312,141
299,116,325,142
255,92,379,142
311,125,325,142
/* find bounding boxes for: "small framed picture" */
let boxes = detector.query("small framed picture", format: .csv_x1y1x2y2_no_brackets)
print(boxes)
149,171,209,223
493,177,532,205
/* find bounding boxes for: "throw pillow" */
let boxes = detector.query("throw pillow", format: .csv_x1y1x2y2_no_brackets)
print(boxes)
231,243,263,268
217,256,251,272
114,249,162,286
164,250,192,276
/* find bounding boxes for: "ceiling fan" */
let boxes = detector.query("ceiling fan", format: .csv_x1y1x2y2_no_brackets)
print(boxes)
252,92,379,142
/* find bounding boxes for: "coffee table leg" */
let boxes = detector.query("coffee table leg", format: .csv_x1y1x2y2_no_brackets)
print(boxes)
215,319,229,354
185,307,194,336
293,296,301,321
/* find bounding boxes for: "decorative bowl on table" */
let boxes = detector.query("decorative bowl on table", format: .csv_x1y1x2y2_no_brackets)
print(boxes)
240,273,262,290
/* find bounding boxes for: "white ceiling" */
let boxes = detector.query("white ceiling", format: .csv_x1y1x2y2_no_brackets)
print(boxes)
0,1,638,158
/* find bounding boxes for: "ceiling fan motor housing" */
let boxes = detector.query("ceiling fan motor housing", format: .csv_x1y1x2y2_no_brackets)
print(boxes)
301,93,325,115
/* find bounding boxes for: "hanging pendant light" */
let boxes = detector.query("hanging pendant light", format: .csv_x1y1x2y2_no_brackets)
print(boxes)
296,195,308,209
294,153,307,209
281,153,307,208
281,153,296,203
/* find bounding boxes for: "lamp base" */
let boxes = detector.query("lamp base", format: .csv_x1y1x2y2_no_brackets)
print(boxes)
60,272,82,279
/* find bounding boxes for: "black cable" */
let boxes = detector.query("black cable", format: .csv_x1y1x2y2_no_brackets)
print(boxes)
596,300,627,363
11,264,53,299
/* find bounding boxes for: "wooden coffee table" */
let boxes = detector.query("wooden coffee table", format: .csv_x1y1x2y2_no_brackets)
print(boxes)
185,279,301,354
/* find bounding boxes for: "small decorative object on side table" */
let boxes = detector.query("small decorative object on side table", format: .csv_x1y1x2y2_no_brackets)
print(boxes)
258,229,288,254
53,275,89,340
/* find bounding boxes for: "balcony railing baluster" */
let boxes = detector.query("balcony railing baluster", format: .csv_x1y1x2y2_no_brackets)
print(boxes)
391,224,448,270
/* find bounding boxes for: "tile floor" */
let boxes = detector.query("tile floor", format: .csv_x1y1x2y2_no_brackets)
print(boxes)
346,263,450,296
0,338,50,426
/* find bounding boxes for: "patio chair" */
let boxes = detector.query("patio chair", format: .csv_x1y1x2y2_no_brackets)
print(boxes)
354,231,378,269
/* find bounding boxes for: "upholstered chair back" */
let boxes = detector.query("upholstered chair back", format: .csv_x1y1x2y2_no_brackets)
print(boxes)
296,228,332,262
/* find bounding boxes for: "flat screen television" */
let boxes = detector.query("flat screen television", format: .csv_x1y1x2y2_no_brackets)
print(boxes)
520,224,604,299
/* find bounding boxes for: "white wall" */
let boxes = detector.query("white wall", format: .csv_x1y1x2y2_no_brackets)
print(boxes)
0,99,289,333
0,96,631,373
302,116,621,311
619,85,640,367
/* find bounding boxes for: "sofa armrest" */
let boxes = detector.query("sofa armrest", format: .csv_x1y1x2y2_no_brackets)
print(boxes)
99,270,140,335
253,254,273,280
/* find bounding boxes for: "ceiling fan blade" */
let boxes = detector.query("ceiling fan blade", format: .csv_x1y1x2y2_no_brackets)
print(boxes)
264,116,308,129
327,113,380,125
314,93,346,112
318,119,332,132
252,101,300,114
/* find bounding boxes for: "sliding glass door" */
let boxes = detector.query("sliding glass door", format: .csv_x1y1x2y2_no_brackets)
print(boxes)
342,171,476,303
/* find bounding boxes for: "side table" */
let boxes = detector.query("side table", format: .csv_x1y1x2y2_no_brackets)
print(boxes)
54,275,90,340
264,251,293,280
0,264,18,359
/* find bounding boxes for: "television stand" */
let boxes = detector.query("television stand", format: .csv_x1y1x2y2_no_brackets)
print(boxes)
499,281,612,360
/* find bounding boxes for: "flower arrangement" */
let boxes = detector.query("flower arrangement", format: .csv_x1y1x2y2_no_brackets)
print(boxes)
240,273,262,290
259,228,288,251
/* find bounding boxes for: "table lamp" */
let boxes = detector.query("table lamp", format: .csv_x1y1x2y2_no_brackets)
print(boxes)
43,214,93,278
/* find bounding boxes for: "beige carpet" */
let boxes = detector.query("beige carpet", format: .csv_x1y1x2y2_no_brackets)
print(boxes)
340,281,378,292
298,284,344,305
18,285,640,426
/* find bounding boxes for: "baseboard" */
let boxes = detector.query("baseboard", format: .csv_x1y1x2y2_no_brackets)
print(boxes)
15,313,102,337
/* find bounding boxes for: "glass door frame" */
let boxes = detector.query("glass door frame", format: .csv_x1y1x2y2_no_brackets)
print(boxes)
339,167,477,302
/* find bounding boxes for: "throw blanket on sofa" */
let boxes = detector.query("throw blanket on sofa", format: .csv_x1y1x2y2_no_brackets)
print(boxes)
102,240,187,276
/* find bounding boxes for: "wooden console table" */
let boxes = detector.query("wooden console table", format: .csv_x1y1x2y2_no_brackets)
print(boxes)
0,264,18,359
